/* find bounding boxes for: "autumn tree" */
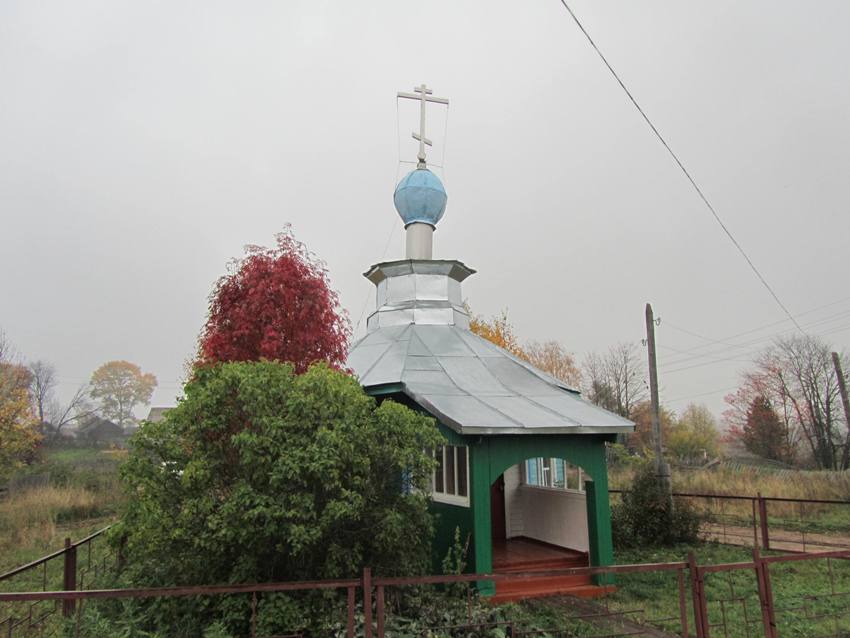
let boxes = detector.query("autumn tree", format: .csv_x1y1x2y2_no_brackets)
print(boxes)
0,389,41,482
723,374,798,463
0,331,40,480
582,342,647,419
199,229,349,371
725,335,847,469
466,307,583,389
90,361,157,428
524,340,582,387
742,395,788,462
667,403,720,461
628,400,676,454
466,306,527,358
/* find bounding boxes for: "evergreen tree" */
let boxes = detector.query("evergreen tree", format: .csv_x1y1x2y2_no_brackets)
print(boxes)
743,395,787,462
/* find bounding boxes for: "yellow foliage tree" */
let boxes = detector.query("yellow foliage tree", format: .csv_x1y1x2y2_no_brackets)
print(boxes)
466,306,527,358
0,383,41,482
524,340,582,387
668,403,720,461
466,307,582,387
90,360,157,428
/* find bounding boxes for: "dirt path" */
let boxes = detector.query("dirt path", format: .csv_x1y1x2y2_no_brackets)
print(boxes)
703,522,850,553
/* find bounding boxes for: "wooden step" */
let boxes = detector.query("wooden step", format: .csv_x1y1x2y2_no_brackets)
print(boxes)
491,582,615,604
497,574,592,592
493,556,588,573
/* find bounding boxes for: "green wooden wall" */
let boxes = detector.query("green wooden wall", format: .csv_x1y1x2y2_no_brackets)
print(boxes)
372,392,617,592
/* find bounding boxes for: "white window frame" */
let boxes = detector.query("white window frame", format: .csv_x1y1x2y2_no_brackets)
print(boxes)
523,457,585,494
432,445,470,507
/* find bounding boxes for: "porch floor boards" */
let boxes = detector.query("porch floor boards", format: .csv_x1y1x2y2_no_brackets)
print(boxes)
491,539,611,603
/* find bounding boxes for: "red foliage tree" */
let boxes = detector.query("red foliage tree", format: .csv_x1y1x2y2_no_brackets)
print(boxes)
199,229,350,372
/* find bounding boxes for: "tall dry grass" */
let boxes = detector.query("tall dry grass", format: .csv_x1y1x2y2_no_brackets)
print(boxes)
0,447,127,575
0,483,123,553
611,463,850,500
672,465,850,501
610,463,850,531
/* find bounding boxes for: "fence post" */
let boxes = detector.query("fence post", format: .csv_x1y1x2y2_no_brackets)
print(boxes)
752,548,777,638
758,493,770,550
688,552,709,638
362,568,372,638
62,538,77,617
751,498,758,547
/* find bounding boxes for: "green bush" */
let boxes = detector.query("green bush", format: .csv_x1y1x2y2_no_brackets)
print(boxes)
612,463,701,549
113,361,443,636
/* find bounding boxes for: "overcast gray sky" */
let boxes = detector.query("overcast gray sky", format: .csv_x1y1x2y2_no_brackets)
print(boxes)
2,0,849,421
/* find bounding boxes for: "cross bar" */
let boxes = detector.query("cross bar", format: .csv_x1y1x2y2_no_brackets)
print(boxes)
396,83,449,166
397,92,449,105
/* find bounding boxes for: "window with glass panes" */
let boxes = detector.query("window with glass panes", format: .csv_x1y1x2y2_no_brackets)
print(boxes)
432,445,469,506
524,458,585,492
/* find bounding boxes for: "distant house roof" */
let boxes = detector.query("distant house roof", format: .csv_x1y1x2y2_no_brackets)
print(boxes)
347,323,634,436
77,416,124,439
146,407,171,423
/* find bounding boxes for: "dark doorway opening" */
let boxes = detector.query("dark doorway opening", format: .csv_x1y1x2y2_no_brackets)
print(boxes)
490,474,506,542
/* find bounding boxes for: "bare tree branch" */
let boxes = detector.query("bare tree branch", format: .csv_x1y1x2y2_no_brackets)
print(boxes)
28,360,57,429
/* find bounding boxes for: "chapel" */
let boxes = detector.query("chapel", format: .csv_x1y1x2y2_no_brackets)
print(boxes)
346,85,634,599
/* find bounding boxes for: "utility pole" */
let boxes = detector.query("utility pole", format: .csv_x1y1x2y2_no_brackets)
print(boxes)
832,352,850,470
645,303,671,494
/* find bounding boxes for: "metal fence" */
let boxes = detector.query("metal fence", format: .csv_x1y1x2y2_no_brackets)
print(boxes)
4,549,850,637
695,548,850,637
610,490,850,553
0,526,115,636
9,548,850,638
6,500,850,637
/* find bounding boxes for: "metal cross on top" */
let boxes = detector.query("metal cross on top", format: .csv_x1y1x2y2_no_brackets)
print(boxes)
397,84,449,168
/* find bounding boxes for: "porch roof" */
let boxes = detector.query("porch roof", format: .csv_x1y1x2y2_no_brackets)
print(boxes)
347,324,634,436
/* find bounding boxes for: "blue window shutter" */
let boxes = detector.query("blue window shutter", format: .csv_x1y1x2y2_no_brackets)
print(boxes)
526,459,539,485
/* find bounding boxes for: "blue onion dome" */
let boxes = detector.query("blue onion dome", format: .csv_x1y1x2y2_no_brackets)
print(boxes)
393,168,447,227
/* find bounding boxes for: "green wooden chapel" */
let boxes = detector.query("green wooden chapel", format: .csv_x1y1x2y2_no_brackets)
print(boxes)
347,85,634,597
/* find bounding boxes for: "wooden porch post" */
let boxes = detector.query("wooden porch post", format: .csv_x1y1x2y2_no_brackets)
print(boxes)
584,470,614,585
471,442,495,595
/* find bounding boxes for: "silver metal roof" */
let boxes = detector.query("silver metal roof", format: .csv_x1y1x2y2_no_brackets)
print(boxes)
348,323,634,436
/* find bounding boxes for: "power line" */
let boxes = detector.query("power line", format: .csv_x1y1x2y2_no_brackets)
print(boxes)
661,320,850,375
555,0,804,333
659,308,850,370
663,295,850,356
666,384,741,404
353,98,409,336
